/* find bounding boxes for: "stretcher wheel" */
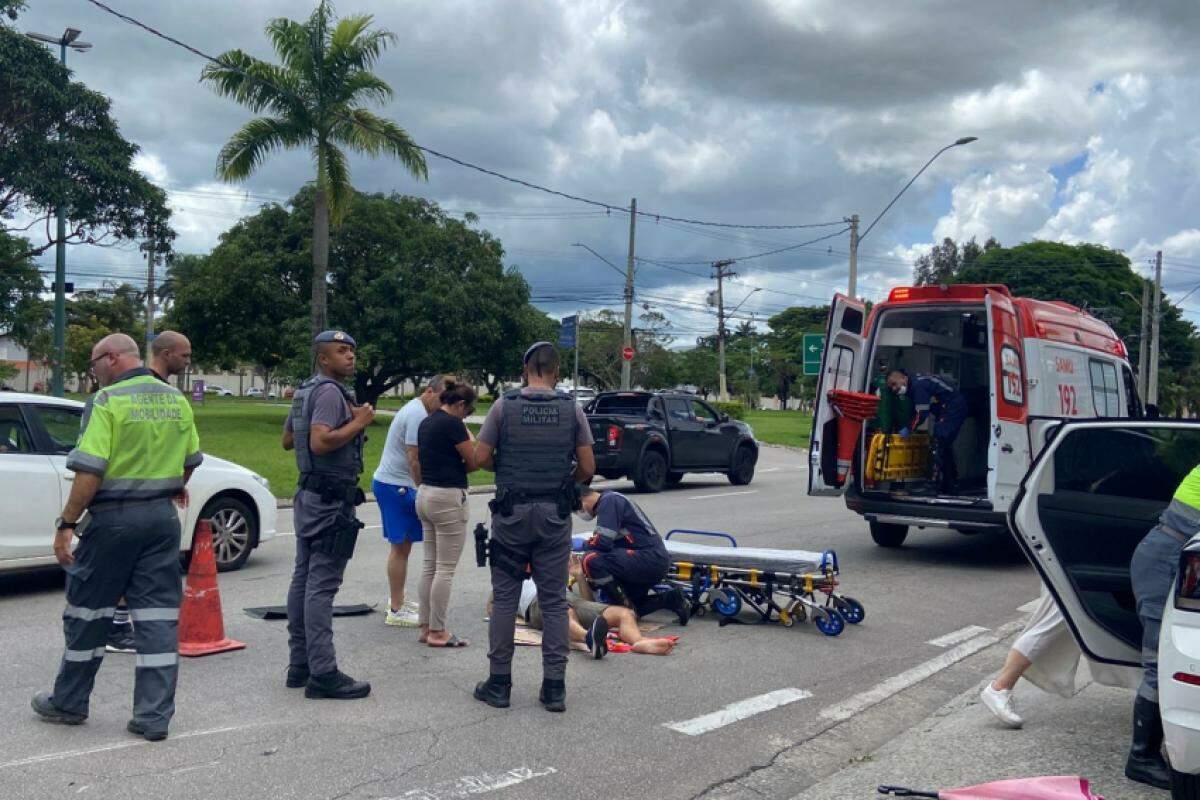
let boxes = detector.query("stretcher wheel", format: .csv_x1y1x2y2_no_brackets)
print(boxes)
711,588,741,618
835,597,865,624
813,607,844,637
788,601,807,623
779,609,795,628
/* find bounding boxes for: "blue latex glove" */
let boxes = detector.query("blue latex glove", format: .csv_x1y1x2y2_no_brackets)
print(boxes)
897,427,910,437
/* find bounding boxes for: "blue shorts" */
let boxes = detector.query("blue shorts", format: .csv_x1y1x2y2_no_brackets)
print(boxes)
372,479,423,545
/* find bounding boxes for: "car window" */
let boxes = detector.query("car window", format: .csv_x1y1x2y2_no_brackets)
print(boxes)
592,394,651,416
1053,425,1200,501
32,405,83,454
1088,359,1120,417
691,400,718,424
0,406,34,454
664,397,692,422
828,344,854,391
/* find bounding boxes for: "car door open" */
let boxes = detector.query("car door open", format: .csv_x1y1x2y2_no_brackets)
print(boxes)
1010,420,1200,667
808,294,866,496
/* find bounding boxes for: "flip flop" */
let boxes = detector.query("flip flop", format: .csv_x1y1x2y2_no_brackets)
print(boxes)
427,635,469,648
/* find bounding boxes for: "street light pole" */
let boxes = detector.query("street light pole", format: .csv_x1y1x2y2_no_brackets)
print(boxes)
851,136,977,296
27,28,91,396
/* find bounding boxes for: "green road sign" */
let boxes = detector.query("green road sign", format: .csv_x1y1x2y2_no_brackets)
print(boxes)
802,333,825,376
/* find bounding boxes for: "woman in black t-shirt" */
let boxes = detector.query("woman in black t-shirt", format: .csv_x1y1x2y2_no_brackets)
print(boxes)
415,379,479,648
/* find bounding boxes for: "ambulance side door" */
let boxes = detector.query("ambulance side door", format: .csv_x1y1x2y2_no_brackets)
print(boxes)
808,294,866,496
986,290,1031,510
1009,421,1200,666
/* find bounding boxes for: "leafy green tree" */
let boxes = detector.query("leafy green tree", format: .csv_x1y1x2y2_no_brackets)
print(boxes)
62,285,142,390
913,236,999,286
0,232,46,341
202,0,427,339
0,27,173,259
763,305,829,407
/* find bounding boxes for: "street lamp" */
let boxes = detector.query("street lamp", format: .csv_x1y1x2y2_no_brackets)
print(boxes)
718,288,760,402
26,27,92,397
847,136,977,298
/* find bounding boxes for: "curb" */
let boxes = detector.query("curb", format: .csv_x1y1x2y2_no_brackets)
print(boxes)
274,478,622,510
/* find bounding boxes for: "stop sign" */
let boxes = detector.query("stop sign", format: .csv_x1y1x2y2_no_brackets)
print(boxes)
622,346,635,361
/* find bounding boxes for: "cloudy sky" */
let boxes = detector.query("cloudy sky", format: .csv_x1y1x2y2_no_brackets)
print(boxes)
18,0,1200,338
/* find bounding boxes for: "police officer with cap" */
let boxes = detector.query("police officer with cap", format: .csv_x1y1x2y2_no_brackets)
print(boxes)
32,333,201,741
473,341,595,711
282,330,374,699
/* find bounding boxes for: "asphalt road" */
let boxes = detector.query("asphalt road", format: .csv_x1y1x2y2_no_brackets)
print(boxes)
0,447,1041,800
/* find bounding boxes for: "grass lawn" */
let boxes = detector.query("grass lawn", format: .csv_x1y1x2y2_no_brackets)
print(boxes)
190,398,493,498
743,408,812,449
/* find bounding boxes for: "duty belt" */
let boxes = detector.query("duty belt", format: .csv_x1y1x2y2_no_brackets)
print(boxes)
299,473,363,505
1160,523,1195,544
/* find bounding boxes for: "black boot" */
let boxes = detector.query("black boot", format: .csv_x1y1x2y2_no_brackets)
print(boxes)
286,664,310,689
1125,695,1171,790
305,670,371,700
473,674,511,708
665,587,691,626
539,678,566,713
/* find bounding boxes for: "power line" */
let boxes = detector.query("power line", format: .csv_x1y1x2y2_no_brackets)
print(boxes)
83,0,844,233
634,227,849,267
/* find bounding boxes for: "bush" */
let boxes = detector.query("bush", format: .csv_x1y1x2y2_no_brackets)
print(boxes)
714,401,745,420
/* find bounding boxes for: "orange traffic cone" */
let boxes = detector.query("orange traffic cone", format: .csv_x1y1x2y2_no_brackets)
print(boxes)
178,519,246,657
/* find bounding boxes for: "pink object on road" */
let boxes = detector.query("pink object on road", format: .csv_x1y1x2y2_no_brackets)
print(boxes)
880,775,1104,799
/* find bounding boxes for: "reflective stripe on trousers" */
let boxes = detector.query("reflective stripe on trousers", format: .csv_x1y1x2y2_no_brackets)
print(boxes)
51,501,182,732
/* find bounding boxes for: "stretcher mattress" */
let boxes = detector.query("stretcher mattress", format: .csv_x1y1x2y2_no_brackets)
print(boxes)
664,540,828,575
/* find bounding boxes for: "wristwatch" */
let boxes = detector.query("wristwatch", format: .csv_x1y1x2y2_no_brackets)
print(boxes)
55,517,78,532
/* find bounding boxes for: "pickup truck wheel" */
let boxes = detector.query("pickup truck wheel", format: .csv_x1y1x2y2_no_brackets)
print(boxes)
869,521,908,548
665,471,685,487
727,445,757,486
633,450,668,493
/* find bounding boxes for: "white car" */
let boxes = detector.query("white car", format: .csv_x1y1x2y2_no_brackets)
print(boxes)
0,393,278,573
1009,419,1200,798
204,385,234,397
245,387,278,399
572,387,597,407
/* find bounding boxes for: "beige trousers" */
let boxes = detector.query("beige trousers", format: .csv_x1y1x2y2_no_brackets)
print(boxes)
416,486,469,631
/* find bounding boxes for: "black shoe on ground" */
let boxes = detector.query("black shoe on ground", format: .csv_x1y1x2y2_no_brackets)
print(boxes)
585,617,609,660
126,719,168,742
473,675,511,709
106,622,136,654
666,588,690,627
305,670,371,700
539,679,566,713
286,664,310,688
1125,695,1171,790
31,692,86,726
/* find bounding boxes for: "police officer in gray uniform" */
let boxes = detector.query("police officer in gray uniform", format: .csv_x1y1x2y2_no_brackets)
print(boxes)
283,330,375,700
473,342,595,712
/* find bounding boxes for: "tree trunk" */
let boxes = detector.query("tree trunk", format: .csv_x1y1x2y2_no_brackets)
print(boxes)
311,185,330,341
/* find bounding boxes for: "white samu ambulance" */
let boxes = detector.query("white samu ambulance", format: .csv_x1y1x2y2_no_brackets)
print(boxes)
808,284,1140,547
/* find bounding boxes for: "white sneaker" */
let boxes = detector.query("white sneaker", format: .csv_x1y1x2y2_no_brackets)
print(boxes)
385,600,420,628
980,683,1024,728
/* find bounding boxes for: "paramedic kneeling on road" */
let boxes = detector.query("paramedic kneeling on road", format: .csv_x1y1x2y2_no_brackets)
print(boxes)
886,370,967,494
1124,463,1200,790
577,488,689,625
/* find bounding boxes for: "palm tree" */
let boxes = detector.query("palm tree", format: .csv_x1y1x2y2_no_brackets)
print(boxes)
201,1,427,338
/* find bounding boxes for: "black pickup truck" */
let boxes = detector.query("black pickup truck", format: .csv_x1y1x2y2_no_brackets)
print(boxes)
584,391,759,492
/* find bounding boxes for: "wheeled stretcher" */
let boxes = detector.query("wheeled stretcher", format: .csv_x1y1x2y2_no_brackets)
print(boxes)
663,530,864,637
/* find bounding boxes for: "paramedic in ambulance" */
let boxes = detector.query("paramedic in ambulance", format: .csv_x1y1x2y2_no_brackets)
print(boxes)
576,488,690,626
885,370,968,494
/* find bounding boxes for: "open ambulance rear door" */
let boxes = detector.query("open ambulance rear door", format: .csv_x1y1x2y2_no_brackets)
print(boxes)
808,294,866,496
986,289,1031,510
1009,420,1200,667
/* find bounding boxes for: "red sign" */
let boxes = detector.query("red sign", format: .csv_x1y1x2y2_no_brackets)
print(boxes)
622,346,635,361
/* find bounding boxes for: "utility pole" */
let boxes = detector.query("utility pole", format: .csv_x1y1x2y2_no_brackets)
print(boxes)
1137,279,1150,401
846,213,860,299
26,28,91,396
621,197,636,390
573,309,581,400
713,259,735,402
1148,250,1163,408
145,245,155,354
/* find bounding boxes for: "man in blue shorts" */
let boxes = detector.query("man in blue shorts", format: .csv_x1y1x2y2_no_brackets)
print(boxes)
373,375,450,626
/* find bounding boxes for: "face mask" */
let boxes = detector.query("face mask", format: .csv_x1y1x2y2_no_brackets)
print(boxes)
895,385,907,396
574,509,595,522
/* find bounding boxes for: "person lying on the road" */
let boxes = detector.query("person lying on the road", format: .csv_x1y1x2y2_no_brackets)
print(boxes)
566,557,676,655
575,488,689,625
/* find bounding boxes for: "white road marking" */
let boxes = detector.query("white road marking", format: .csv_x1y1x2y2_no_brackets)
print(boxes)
386,766,557,799
688,490,759,501
927,625,989,648
664,688,812,736
1017,598,1040,614
0,724,256,771
820,621,1023,724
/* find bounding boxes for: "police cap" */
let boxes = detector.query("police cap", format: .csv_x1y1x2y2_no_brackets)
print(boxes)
314,330,357,348
523,341,554,365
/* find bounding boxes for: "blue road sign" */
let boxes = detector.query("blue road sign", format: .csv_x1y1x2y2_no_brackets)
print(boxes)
558,315,577,349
